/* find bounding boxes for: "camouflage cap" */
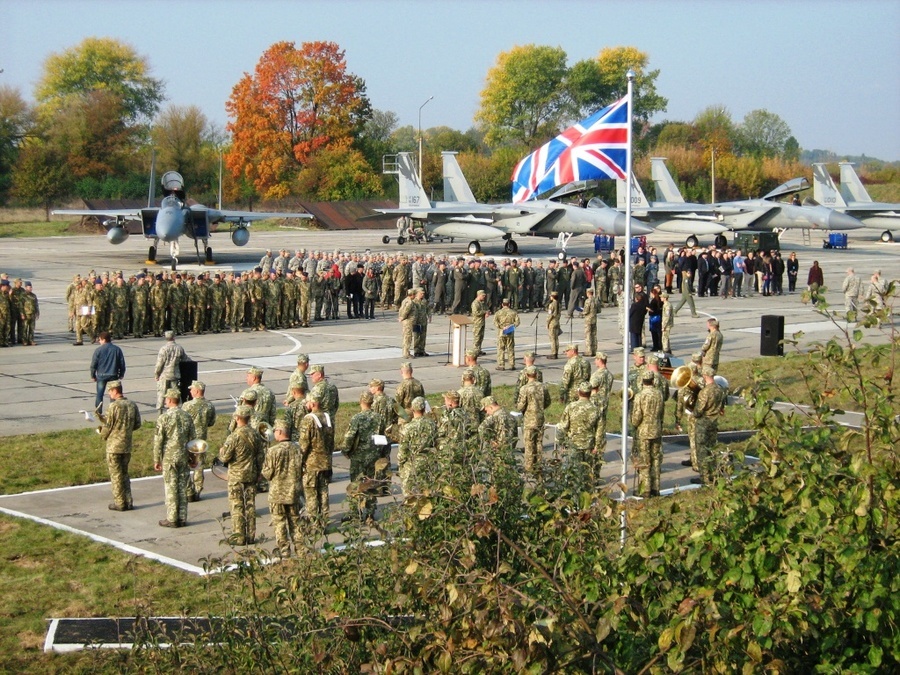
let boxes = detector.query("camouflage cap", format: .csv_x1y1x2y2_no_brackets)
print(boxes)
692,352,703,363
273,419,290,433
480,395,498,409
524,351,536,359
165,388,181,401
465,348,478,358
646,354,659,366
296,353,309,364
309,364,325,375
595,351,608,361
235,405,253,418
241,388,258,402
247,366,263,378
105,380,122,392
632,347,646,357
462,368,475,380
476,289,486,296
443,390,460,402
708,317,719,327
164,330,174,340
360,391,374,405
565,344,578,353
524,365,538,377
578,381,593,396
701,365,716,378
368,378,384,388
411,396,427,412
400,361,412,370
642,371,655,384
190,380,206,391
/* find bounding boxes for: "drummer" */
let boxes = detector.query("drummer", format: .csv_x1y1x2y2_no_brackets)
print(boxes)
183,380,217,502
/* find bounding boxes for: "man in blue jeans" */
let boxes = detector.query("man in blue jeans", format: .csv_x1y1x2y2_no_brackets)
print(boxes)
90,331,126,414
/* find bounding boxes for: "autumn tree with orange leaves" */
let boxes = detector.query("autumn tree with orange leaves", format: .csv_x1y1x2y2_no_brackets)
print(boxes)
225,41,371,200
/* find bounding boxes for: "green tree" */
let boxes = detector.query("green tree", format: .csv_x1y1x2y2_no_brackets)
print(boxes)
12,144,72,219
736,108,792,158
655,121,697,149
475,44,568,148
296,137,382,200
783,135,800,162
151,105,220,197
35,36,164,125
0,86,36,205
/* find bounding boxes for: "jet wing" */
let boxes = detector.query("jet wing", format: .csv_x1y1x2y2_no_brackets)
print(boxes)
52,208,147,222
199,207,313,223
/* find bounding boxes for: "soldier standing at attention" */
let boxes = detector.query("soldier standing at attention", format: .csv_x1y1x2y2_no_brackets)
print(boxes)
154,330,186,414
299,393,335,533
246,366,276,425
631,372,664,498
437,390,474,464
478,396,519,457
700,318,723,374
413,288,430,357
284,354,310,406
493,297,520,371
691,366,726,485
581,287,599,357
153,388,196,528
514,351,543,403
516,366,551,475
308,364,340,420
218,404,265,545
556,382,600,473
560,343,591,405
470,289,488,356
98,380,141,511
342,391,386,523
458,369,485,424
20,281,39,345
589,351,614,456
398,397,437,496
398,288,416,359
262,420,304,557
395,362,426,418
0,279,10,347
183,380,217,502
660,291,675,354
546,290,561,359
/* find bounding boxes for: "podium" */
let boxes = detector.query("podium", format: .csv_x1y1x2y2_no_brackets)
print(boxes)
448,314,473,367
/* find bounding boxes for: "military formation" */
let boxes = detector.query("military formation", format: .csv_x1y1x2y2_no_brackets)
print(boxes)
0,276,40,347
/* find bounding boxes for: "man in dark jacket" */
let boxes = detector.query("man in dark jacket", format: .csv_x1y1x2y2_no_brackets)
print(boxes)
90,331,126,414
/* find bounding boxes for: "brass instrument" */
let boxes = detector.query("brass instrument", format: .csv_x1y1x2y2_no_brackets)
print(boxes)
257,421,276,444
670,365,700,391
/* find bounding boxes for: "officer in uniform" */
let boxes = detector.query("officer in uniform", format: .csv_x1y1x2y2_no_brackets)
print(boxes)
154,331,186,414
493,297,520,370
262,420,304,557
153,388,196,528
691,366,727,484
470,289,488,356
183,380,217,502
342,391,386,522
546,290,561,358
299,393,335,533
98,380,142,511
557,382,600,475
516,365,551,475
631,371,664,497
589,351,614,454
397,396,437,496
560,344,591,404
700,318,723,373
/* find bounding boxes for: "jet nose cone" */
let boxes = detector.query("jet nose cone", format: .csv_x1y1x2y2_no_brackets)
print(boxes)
156,208,184,242
827,210,864,230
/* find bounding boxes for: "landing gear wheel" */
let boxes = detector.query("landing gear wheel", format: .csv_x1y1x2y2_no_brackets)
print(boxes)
881,231,893,243
686,235,699,248
557,250,567,261
382,235,390,244
205,247,213,264
147,245,157,263
504,239,518,255
397,236,406,245
714,234,727,249
467,241,481,255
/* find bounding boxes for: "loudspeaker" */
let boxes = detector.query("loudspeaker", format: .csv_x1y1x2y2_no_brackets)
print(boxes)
179,359,198,401
760,315,784,356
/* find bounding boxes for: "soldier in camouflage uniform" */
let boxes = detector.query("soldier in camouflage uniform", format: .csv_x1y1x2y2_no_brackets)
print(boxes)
413,288,430,356
99,380,142,511
149,275,168,337
458,369,485,425
0,280,10,347
247,269,265,330
470,289,487,355
246,366,276,425
557,382,600,468
493,298,520,370
154,331,186,414
631,372,664,497
281,270,298,327
107,276,128,339
397,288,416,358
395,362,425,418
183,380,217,502
560,343,591,404
192,275,210,334
308,364,340,419
65,274,80,333
660,291,674,354
72,278,94,345
296,270,311,327
169,276,187,335
514,352,543,403
436,390,474,464
478,395,518,456
589,351,614,455
342,391,386,521
645,354,671,404
262,420,304,557
692,366,726,484
228,274,245,332
380,258,394,309
546,291,561,358
298,393,335,532
627,347,648,399
284,354,310,406
153,388,196,528
19,282,39,345
581,288,599,357
91,279,108,342
464,349,492,396
397,396,437,496
219,404,266,545
516,366,551,474
208,274,226,333
131,274,149,338
700,318,723,373
265,272,282,329
392,257,411,308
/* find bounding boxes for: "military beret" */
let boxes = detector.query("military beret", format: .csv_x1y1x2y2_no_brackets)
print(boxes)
368,378,384,388
190,380,206,391
254,267,262,273
578,381,593,395
360,391,374,405
525,258,532,262
235,405,253,418
155,274,163,280
241,389,258,402
309,364,325,374
701,366,716,378
296,353,309,364
95,278,103,285
411,396,427,412
595,351,608,361
565,344,578,352
247,366,263,377
524,365,538,376
480,395,498,409
136,273,145,279
105,380,122,392
165,388,181,401
443,390,460,402
164,330,174,340
273,419,290,433
692,352,703,363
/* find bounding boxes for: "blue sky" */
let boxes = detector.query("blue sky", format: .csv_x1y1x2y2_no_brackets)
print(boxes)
2,0,899,160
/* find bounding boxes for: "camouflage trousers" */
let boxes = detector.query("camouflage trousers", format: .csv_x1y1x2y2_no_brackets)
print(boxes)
230,304,244,332
107,452,132,508
472,321,485,353
496,335,515,369
269,502,302,556
132,307,146,338
348,457,378,520
596,414,609,454
162,460,188,524
298,298,310,326
75,315,93,344
522,425,543,474
634,437,662,497
302,469,330,532
401,321,414,358
662,325,672,353
21,316,36,345
186,456,206,500
228,481,257,544
686,415,697,470
584,324,597,358
693,418,719,483
414,324,427,355
547,322,560,357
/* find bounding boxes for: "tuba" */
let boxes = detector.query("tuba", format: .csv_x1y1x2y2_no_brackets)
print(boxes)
186,438,208,469
257,421,276,444
670,365,699,390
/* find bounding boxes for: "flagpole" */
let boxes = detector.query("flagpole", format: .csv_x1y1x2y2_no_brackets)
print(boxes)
620,70,635,547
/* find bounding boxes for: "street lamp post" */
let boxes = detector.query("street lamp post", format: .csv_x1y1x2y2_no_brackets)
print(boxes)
418,96,434,187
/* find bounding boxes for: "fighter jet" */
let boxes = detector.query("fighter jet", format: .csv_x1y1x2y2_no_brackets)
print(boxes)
365,151,650,257
811,162,900,243
53,169,312,269
621,158,864,248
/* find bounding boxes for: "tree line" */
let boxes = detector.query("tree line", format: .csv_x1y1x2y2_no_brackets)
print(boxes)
0,37,894,218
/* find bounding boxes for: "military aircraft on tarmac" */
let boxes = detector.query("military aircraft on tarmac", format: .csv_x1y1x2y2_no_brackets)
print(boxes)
811,162,900,243
618,158,864,248
366,152,650,257
53,169,313,269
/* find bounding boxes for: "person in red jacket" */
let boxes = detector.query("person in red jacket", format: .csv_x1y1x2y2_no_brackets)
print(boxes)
807,260,825,303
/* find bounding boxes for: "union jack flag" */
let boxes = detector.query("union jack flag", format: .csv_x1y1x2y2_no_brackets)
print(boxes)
511,95,630,203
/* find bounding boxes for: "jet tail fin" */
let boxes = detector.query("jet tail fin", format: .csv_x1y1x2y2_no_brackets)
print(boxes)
839,162,872,203
812,163,847,207
617,173,650,210
385,152,431,209
650,158,686,203
442,151,477,203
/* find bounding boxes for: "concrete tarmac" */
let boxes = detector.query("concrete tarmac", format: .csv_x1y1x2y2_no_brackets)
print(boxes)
0,227,896,572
